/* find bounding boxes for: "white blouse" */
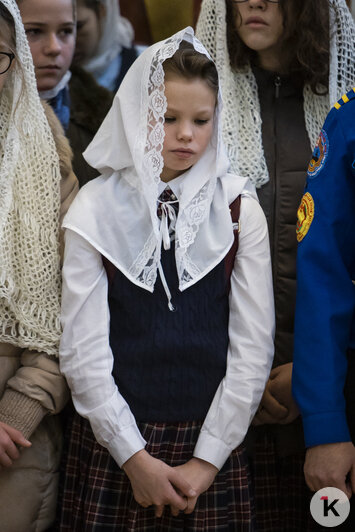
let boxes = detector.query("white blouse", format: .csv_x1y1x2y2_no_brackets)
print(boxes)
59,194,275,470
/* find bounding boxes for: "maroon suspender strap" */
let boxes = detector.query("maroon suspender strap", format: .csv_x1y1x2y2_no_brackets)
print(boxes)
225,195,241,282
102,255,117,288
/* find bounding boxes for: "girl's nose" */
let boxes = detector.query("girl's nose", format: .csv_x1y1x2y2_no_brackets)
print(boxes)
44,33,61,55
247,0,267,9
177,121,193,141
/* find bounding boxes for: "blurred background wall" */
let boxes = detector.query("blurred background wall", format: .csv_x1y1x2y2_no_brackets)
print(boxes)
120,0,202,45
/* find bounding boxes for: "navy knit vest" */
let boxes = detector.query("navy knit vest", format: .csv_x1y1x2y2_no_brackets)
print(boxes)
105,197,241,423
108,249,231,423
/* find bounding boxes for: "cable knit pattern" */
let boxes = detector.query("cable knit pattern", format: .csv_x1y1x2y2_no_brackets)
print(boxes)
109,247,229,422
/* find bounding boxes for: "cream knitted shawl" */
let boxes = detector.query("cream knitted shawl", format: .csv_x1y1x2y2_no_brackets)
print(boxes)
196,0,355,187
0,0,62,355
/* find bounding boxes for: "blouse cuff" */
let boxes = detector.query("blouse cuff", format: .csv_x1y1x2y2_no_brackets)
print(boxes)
106,425,147,468
193,431,233,471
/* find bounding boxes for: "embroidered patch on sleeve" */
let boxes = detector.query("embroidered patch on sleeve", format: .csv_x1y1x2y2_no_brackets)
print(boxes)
296,193,315,242
308,129,329,178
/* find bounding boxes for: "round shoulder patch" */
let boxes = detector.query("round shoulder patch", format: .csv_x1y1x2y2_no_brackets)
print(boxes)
308,129,329,178
296,192,315,242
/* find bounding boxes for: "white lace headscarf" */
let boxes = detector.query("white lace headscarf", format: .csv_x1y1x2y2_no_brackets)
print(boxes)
63,26,251,298
83,0,134,79
196,0,355,187
0,0,62,355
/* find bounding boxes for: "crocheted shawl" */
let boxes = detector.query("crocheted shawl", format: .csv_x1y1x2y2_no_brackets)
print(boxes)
196,0,355,187
0,0,62,355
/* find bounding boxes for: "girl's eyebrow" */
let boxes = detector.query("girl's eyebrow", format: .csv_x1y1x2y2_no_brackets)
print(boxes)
23,21,75,27
166,106,214,113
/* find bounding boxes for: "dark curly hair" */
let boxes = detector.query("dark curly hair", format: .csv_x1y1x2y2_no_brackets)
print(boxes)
225,0,330,94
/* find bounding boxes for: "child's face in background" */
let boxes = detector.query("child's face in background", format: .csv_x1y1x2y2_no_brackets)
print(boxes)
18,0,75,91
73,2,103,65
161,76,216,182
233,0,284,71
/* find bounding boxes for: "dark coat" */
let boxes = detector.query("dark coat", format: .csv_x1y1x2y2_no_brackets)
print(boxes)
68,67,114,188
114,46,138,92
255,67,312,369
250,67,312,456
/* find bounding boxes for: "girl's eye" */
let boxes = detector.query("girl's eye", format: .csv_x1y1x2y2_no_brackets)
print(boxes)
60,28,74,37
26,28,41,37
76,21,85,30
164,117,176,123
195,119,209,125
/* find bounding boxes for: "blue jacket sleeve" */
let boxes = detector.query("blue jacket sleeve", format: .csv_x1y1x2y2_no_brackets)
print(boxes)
292,98,355,448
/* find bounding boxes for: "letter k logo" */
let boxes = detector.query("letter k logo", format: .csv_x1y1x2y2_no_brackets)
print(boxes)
321,496,340,517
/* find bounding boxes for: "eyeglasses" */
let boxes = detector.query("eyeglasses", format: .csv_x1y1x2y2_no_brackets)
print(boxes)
233,1,279,3
0,52,15,75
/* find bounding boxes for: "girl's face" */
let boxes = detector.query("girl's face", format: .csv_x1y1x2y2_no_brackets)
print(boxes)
74,3,104,65
18,0,75,92
161,76,216,183
233,0,284,71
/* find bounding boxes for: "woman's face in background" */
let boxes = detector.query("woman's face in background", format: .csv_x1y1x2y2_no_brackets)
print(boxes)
18,0,75,92
74,1,104,65
233,0,284,71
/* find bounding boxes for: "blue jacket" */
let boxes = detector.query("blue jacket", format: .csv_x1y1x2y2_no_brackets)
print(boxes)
293,88,355,448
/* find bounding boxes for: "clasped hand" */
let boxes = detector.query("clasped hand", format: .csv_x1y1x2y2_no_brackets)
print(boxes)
0,421,31,468
123,450,218,517
253,362,299,426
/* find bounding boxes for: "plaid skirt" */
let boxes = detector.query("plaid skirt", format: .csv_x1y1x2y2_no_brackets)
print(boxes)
249,430,326,532
56,413,255,531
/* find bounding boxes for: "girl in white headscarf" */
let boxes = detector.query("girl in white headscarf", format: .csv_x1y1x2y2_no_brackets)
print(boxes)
0,0,78,530
74,0,138,91
196,1,355,530
57,26,275,531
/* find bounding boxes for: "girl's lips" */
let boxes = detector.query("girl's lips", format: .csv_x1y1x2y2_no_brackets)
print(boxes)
171,149,194,159
39,65,60,70
246,17,268,26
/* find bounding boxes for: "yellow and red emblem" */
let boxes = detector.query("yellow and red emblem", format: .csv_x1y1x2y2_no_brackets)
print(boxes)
296,193,315,242
308,129,328,178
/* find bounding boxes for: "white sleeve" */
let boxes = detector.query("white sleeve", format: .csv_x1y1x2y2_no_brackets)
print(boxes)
194,195,275,470
59,228,146,467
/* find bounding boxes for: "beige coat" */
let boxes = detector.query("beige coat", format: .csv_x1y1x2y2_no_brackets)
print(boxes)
0,103,78,532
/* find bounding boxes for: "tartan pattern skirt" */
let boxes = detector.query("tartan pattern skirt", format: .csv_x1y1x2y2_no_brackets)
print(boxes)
250,431,327,532
57,412,255,531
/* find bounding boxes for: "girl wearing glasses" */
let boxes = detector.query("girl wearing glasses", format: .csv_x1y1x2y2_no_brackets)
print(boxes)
0,0,78,530
197,0,355,530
